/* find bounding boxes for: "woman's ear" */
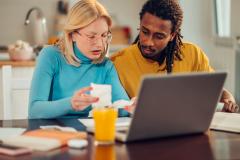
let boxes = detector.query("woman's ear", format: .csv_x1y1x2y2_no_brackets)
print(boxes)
71,32,77,42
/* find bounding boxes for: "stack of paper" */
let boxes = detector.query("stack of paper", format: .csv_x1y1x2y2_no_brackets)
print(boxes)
0,128,26,140
210,112,240,133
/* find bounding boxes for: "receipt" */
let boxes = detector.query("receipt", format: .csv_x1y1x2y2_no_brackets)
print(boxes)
90,83,112,108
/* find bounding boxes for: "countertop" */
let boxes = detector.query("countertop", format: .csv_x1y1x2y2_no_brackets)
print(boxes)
0,52,35,67
0,60,35,67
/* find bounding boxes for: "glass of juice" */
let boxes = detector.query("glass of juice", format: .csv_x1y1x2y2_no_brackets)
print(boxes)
93,107,118,145
94,145,116,160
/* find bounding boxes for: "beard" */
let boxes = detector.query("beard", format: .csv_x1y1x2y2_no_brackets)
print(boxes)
140,44,158,58
138,43,167,64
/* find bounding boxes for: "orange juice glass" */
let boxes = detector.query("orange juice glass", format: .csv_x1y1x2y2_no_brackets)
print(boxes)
94,145,116,160
93,107,118,145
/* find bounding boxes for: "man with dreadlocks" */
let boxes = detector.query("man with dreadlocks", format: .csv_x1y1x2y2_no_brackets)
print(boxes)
111,0,239,112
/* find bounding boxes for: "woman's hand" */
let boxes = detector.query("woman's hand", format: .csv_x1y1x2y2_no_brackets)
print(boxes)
71,87,99,111
221,89,239,113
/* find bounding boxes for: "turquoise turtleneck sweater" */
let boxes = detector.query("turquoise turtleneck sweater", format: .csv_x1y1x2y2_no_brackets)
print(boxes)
29,44,129,119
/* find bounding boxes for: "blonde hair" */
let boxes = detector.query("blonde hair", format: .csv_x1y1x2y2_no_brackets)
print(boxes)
57,0,112,66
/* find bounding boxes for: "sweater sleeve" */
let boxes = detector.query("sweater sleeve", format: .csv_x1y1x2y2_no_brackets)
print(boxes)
104,61,130,102
28,47,72,119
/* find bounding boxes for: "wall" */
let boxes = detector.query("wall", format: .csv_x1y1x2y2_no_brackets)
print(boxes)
98,0,146,42
180,0,236,95
231,0,240,37
0,0,58,45
0,0,146,45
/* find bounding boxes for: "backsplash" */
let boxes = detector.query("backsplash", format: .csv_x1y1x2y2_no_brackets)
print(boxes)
0,0,145,46
0,0,58,45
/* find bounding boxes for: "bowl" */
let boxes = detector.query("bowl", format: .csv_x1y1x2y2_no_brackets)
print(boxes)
8,48,34,61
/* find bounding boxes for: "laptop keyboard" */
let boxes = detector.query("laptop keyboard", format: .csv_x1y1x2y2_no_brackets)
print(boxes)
117,129,128,133
116,117,131,126
116,117,131,133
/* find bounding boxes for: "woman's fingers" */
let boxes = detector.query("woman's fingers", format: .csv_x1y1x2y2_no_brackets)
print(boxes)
71,87,99,111
73,94,98,104
72,96,99,111
74,94,98,102
75,86,93,95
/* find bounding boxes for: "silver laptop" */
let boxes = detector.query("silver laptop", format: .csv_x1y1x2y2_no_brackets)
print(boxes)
115,72,227,142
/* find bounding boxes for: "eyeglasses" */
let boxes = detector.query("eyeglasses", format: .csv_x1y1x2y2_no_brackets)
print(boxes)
75,30,112,44
138,26,168,44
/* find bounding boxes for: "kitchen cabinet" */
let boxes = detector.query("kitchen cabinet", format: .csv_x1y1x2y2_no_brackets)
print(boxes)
0,62,35,119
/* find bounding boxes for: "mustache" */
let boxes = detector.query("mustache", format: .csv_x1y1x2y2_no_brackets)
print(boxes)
141,45,156,53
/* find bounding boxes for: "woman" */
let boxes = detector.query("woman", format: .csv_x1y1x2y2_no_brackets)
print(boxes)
29,0,130,119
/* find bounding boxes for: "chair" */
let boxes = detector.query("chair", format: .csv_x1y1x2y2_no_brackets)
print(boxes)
1,65,32,120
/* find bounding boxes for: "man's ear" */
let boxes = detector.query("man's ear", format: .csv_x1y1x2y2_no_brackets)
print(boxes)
170,32,176,41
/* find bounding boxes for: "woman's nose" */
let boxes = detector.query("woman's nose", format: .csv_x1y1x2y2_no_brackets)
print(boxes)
92,38,104,48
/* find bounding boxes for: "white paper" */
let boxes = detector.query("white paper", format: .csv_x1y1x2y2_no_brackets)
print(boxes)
210,112,240,133
0,128,26,140
90,83,112,108
112,99,134,109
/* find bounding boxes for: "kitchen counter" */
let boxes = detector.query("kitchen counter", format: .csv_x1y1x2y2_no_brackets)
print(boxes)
0,51,36,67
0,60,35,67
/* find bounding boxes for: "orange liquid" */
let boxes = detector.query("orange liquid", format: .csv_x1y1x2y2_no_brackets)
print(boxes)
94,145,116,160
93,108,118,144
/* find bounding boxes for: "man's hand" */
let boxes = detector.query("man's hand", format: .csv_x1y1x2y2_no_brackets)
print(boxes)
124,97,137,114
220,89,239,113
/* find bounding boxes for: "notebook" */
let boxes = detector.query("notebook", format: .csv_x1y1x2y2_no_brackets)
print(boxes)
210,112,240,133
114,72,227,142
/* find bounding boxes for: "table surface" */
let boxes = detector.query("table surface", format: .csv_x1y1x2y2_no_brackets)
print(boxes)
1,118,240,160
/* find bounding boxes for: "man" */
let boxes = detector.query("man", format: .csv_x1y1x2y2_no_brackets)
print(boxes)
111,0,239,112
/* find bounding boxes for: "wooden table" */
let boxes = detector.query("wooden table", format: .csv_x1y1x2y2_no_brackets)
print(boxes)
1,118,240,160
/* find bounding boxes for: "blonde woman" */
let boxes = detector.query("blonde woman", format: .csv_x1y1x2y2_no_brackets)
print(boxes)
29,0,130,119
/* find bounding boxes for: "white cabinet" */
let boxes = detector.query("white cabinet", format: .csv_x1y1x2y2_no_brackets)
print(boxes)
0,66,34,120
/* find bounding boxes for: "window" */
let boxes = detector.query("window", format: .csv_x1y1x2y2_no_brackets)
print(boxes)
214,0,231,37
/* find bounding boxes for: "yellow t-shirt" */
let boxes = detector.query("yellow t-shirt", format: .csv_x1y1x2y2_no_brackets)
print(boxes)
110,42,214,98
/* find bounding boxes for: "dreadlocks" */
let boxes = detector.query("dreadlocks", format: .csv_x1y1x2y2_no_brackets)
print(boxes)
134,0,183,73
